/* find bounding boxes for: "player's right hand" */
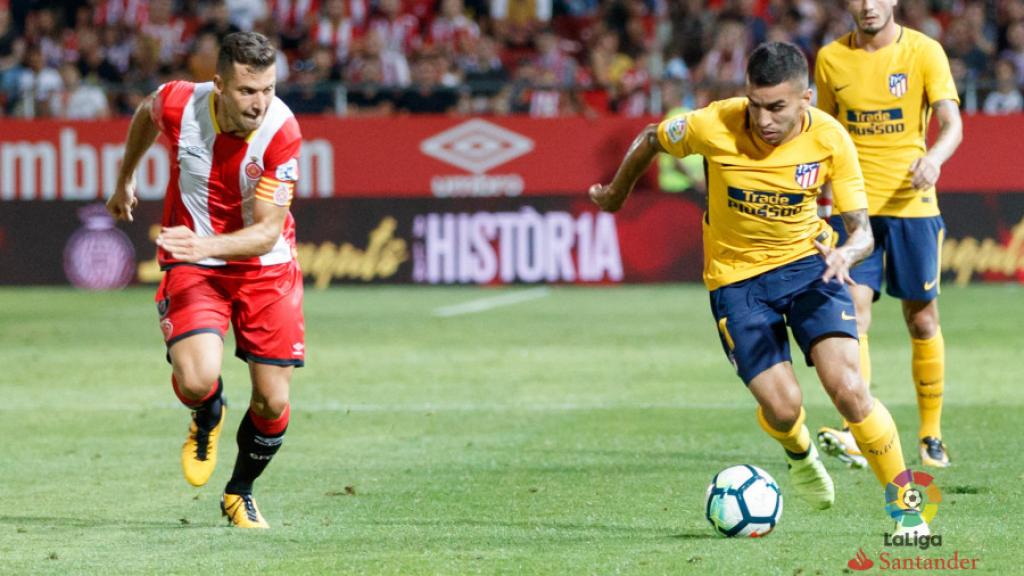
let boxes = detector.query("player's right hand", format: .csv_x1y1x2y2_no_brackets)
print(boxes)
589,183,625,212
107,176,139,222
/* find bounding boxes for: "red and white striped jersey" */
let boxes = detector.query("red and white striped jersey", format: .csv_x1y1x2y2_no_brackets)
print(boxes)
268,0,320,33
93,0,149,27
313,17,362,62
151,80,302,269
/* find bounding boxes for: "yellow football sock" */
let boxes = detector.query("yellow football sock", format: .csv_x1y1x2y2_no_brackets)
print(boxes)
912,329,945,440
848,400,906,487
842,333,871,429
757,406,811,455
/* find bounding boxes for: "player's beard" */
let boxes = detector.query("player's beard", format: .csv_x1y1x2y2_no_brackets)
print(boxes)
858,11,891,35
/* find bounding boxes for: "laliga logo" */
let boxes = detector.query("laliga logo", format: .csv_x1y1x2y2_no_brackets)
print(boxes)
419,119,534,198
886,469,941,529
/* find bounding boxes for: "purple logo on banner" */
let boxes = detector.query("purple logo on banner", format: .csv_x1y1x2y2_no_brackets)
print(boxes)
63,204,136,290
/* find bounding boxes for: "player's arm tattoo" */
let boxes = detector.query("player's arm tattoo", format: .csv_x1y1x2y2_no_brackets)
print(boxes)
839,208,874,266
926,99,964,166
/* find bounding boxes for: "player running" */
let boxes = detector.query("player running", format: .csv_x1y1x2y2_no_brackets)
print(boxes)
107,32,304,529
815,0,963,469
590,42,916,528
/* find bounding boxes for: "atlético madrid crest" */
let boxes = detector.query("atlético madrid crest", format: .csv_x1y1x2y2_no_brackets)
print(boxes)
795,162,820,189
889,73,908,97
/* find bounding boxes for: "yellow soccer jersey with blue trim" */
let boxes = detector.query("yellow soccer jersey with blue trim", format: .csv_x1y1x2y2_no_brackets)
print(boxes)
657,98,867,290
815,27,959,217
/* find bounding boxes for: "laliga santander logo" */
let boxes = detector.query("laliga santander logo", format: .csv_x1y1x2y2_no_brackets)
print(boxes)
885,469,942,529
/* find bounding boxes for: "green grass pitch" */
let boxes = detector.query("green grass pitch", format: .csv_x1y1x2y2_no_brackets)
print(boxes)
1,284,1019,575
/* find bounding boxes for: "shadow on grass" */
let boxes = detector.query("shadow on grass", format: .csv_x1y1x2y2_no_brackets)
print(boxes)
0,515,218,530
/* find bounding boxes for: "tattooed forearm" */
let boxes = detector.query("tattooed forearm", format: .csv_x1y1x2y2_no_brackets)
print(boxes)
839,208,874,265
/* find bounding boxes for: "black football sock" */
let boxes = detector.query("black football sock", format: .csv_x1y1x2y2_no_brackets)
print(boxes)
193,377,225,432
225,408,287,495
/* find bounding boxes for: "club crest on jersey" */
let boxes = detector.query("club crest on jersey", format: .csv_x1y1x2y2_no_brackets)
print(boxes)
889,73,908,97
244,157,263,180
795,162,820,189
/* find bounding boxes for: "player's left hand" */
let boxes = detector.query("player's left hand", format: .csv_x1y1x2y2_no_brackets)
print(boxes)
156,226,207,262
814,239,856,286
909,155,941,190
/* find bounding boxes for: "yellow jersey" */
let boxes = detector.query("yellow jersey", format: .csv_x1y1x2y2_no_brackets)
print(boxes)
815,26,959,217
657,98,867,290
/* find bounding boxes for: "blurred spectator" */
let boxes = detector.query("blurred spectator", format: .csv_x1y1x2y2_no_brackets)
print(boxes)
346,57,396,115
694,17,749,87
188,32,220,82
900,0,943,40
1001,20,1024,86
945,18,990,79
49,62,110,119
199,1,244,40
313,0,360,64
983,58,1023,114
348,28,411,87
493,0,553,46
15,47,63,118
430,0,481,57
142,0,191,66
395,54,458,113
368,0,422,55
0,8,24,113
93,0,150,28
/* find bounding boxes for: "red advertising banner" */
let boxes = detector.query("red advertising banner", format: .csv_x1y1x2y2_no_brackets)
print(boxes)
1,191,1021,287
0,113,1019,201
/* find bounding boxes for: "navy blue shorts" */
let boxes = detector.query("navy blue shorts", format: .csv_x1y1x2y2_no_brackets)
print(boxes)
709,255,859,385
829,215,945,302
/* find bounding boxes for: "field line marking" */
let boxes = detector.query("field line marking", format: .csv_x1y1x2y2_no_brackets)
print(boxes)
432,287,550,318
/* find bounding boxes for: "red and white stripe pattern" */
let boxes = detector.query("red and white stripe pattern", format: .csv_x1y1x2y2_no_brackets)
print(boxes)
93,0,149,27
151,81,301,269
889,73,908,97
313,17,360,61
269,0,320,32
794,162,820,189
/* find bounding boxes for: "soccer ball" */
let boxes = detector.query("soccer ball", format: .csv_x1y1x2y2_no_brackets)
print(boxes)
704,464,783,538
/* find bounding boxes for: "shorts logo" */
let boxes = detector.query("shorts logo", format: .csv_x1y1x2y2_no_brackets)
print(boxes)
157,297,170,318
160,319,174,340
795,162,820,189
292,342,305,356
923,277,938,291
889,73,908,97
244,158,263,180
275,158,299,182
666,117,687,144
841,310,856,321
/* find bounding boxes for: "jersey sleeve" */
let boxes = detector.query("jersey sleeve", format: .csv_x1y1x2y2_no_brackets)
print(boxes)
149,80,193,136
828,127,868,214
656,108,708,157
254,116,302,208
921,39,960,105
814,54,838,117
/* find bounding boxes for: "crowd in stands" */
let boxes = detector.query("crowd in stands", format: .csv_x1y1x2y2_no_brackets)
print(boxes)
1,0,1022,119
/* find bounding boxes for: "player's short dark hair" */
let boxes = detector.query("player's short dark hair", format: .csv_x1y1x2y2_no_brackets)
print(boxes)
746,41,808,88
217,32,276,76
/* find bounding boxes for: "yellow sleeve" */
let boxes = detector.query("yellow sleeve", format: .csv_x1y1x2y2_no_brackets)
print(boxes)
656,113,696,157
814,56,837,117
829,128,868,214
921,40,960,105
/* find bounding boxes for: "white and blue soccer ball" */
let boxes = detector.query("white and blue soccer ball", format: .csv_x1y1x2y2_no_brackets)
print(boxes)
704,464,783,538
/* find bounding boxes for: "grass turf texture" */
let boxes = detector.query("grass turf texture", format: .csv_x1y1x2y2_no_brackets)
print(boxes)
0,285,1019,575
